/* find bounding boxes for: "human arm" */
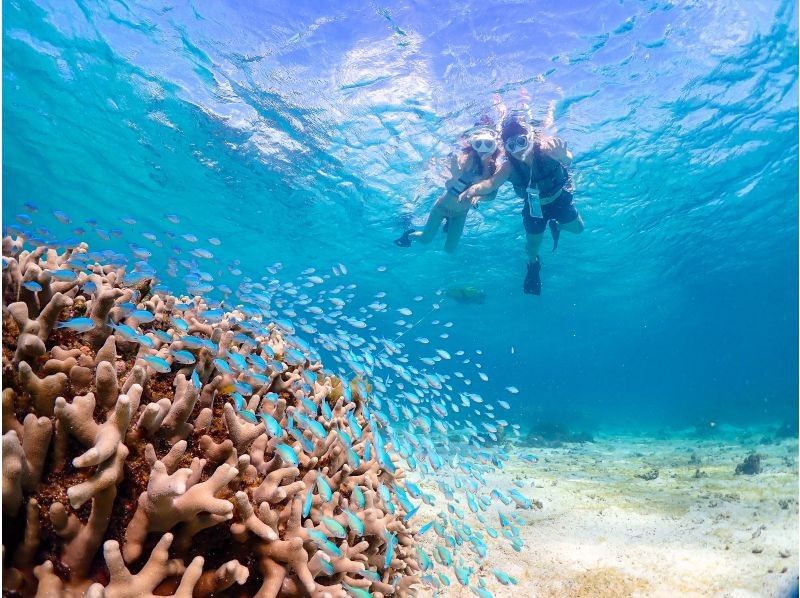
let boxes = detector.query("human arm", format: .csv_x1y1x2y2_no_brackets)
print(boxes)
458,161,511,206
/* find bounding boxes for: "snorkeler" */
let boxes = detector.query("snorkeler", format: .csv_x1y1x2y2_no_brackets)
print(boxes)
394,127,502,253
460,113,584,295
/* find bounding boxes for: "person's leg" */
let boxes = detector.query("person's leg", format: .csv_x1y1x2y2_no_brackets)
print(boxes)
522,199,547,295
444,213,468,253
552,191,583,235
559,214,584,234
525,232,544,261
547,191,583,250
414,204,447,245
395,204,447,247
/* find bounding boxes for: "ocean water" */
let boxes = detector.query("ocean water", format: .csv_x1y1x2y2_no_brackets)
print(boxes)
3,0,798,439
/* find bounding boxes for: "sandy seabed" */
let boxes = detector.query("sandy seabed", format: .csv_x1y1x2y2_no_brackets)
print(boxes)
416,431,799,598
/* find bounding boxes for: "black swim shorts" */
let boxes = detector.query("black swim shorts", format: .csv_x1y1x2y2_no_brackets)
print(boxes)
522,190,579,234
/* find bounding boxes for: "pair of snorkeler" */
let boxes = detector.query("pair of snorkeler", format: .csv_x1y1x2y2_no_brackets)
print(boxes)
395,110,584,296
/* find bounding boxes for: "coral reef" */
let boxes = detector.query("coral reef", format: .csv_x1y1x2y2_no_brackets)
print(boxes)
634,468,659,481
735,453,763,475
2,237,421,596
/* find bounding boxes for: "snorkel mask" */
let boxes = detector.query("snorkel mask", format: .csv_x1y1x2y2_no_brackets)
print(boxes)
501,107,540,156
466,127,499,156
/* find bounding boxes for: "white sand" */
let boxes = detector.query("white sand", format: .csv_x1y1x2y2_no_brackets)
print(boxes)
415,433,799,597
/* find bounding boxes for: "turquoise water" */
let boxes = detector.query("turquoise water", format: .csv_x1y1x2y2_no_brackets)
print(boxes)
3,0,798,433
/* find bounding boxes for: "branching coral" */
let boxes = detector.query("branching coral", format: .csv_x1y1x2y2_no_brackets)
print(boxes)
2,237,422,597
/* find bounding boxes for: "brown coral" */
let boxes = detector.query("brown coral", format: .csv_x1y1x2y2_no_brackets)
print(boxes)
2,237,422,597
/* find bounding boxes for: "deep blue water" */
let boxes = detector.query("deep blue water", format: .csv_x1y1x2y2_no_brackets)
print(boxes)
3,0,798,432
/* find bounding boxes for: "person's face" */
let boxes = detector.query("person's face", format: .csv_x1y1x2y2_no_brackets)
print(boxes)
504,132,530,159
470,134,497,157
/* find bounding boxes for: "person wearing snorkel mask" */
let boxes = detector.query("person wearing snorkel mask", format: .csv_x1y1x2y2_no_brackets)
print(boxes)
460,114,584,295
394,127,502,253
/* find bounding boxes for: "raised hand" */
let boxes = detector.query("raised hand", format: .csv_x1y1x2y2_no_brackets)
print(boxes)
540,136,570,163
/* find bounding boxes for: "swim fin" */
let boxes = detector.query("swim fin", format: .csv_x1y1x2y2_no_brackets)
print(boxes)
394,229,414,247
549,219,560,251
524,257,541,295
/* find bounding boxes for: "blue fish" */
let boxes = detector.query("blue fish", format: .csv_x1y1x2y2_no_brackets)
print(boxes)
239,409,258,424
227,351,248,371
275,443,299,466
316,476,333,502
130,309,155,323
153,330,173,343
213,358,235,376
259,412,284,438
22,280,42,292
109,323,140,343
321,516,347,538
351,485,366,509
140,355,171,373
180,335,204,349
342,508,365,535
232,393,246,411
50,269,77,281
346,447,361,469
171,317,189,331
55,317,95,332
171,349,196,364
383,531,398,568
247,353,267,370
307,530,342,558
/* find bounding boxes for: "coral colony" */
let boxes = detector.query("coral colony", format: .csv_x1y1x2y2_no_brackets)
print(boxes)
1,235,534,597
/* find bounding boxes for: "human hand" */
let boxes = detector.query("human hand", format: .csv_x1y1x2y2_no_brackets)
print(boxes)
540,137,569,163
458,189,475,204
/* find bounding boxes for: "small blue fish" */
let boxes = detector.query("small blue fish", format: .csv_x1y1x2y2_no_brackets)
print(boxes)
239,409,258,424
342,508,365,535
109,323,139,342
53,210,71,224
321,516,347,538
435,545,452,567
56,317,96,332
50,269,77,281
213,358,235,376
383,531,398,568
171,317,189,331
130,309,155,323
352,485,365,509
321,399,333,420
307,530,342,558
346,448,361,469
171,349,196,364
22,280,42,292
227,351,248,372
316,476,333,502
232,393,246,411
259,412,284,438
275,443,299,466
247,353,267,370
319,558,335,576
180,335,204,349
140,355,171,373
135,334,155,349
152,330,173,343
